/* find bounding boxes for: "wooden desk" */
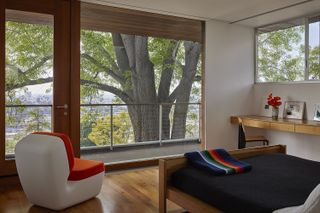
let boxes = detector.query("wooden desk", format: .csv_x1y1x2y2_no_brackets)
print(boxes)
231,115,320,136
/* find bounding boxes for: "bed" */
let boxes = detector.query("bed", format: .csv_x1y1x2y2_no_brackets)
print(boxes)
159,145,320,213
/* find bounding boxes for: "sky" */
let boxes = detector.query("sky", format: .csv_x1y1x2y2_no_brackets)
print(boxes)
310,22,319,48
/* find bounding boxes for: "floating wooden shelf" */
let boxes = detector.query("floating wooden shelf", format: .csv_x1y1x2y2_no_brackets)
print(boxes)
231,115,320,136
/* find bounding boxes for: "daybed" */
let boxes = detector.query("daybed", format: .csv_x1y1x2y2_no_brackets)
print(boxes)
159,145,320,213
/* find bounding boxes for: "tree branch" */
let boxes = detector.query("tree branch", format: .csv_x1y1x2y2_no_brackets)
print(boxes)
6,77,53,91
121,34,136,73
168,41,201,103
24,55,53,75
194,75,201,82
112,33,131,73
158,40,180,102
80,79,132,103
98,46,120,74
81,53,125,84
168,84,180,102
6,64,24,74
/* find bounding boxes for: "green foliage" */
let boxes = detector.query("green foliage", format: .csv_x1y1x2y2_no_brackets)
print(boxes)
4,21,53,154
5,21,202,150
185,111,199,138
257,26,305,82
6,21,53,91
309,46,320,80
25,108,50,133
80,108,101,146
6,107,51,154
88,112,133,146
80,30,119,104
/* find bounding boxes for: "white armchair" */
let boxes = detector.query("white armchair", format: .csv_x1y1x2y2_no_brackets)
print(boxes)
15,132,105,210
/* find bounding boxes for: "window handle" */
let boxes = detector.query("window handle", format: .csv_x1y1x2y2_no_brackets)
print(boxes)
56,104,68,109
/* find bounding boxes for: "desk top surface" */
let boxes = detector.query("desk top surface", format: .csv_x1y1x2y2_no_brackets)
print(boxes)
231,115,320,126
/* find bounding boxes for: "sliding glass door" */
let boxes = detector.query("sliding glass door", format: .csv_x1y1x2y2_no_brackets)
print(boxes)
0,0,75,176
5,10,54,159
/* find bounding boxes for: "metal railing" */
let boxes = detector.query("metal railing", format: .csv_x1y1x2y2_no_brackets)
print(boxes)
80,102,201,151
4,102,201,154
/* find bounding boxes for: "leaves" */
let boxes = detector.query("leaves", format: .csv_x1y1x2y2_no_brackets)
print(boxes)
5,21,202,146
6,21,53,89
309,46,320,80
88,111,133,146
258,26,305,82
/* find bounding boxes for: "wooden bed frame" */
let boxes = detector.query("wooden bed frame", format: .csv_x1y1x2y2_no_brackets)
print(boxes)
159,145,287,213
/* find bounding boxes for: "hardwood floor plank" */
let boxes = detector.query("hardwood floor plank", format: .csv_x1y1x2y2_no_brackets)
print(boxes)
0,167,183,213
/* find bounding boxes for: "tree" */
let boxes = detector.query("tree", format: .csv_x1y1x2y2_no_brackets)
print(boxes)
5,21,202,144
5,21,53,91
257,26,305,82
25,108,50,133
88,112,133,146
309,46,320,79
81,31,201,141
80,108,100,146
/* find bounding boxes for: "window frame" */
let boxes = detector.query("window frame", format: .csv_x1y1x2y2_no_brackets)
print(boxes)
255,14,320,84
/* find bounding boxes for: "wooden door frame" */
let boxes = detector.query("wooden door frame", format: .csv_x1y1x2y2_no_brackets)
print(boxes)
70,0,80,157
0,0,79,176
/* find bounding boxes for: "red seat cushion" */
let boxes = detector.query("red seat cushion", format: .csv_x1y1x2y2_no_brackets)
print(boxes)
33,132,75,171
68,158,105,181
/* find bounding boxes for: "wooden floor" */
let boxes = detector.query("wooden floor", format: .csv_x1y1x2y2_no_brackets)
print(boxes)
0,167,183,213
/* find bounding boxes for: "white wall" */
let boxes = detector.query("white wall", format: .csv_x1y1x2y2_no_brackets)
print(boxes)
204,20,320,161
253,83,320,161
205,20,255,150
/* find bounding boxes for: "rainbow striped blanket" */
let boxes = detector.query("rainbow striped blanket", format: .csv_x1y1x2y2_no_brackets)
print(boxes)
184,149,252,175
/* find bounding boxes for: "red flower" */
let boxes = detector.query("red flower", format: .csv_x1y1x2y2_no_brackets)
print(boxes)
267,94,282,107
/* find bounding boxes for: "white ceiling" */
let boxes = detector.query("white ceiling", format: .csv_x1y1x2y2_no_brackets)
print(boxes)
83,0,320,27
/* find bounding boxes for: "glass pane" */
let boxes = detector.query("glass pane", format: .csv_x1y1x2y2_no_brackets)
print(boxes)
80,10,202,163
257,23,305,82
309,20,320,80
5,10,54,157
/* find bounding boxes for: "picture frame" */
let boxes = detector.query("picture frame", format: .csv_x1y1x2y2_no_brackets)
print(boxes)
313,103,320,121
283,101,305,120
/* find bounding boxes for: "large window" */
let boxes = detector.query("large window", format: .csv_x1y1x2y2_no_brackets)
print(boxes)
79,3,203,164
256,15,320,83
5,10,53,157
309,17,320,80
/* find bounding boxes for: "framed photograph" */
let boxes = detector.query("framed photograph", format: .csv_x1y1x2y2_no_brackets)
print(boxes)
314,104,320,121
283,101,305,120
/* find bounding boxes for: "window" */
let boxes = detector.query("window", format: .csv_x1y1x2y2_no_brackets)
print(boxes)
309,16,320,80
5,10,53,157
256,15,320,83
79,3,203,164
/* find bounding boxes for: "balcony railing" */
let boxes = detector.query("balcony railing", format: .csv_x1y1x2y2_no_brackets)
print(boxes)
4,102,201,157
80,102,201,151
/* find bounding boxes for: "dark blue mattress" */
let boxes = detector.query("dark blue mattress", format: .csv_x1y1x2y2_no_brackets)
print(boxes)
171,153,320,213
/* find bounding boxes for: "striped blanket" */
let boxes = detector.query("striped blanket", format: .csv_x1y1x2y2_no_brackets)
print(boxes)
184,149,252,175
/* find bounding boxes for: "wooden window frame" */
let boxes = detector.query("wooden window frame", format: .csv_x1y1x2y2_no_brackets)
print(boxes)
255,13,320,83
0,0,80,177
80,2,203,43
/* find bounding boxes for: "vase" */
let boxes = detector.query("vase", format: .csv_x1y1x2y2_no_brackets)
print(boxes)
272,107,279,120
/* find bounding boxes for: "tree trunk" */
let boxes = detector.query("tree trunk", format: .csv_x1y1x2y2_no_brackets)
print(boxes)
171,41,201,139
85,34,201,143
158,41,179,140
118,35,160,142
161,104,172,140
